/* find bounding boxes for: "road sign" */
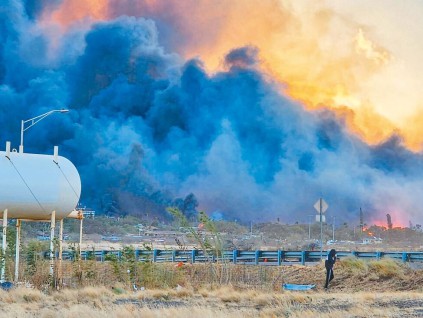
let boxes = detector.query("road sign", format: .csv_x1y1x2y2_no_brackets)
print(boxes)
315,215,326,222
313,198,328,261
314,198,328,214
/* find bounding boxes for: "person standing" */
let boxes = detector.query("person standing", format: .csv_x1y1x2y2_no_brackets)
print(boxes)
324,249,337,289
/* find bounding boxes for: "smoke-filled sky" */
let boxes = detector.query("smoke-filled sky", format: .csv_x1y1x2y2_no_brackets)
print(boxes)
2,0,423,226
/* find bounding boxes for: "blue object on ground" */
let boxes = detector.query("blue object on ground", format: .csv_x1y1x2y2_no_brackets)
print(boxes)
283,283,315,291
1,282,14,291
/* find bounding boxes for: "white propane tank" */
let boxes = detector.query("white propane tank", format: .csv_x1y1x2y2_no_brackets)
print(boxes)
0,145,81,220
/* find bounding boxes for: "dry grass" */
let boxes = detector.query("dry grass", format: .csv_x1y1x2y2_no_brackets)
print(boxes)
368,258,404,279
9,288,45,303
7,257,422,294
0,287,421,318
1,258,423,317
338,257,367,274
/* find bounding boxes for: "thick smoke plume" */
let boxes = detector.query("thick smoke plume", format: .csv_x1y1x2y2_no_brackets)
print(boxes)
1,1,423,225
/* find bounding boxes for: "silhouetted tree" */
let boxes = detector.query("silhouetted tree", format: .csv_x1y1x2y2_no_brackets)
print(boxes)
183,193,199,220
171,193,199,221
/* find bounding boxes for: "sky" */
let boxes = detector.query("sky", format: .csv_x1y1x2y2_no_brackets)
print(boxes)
38,0,423,150
1,0,423,226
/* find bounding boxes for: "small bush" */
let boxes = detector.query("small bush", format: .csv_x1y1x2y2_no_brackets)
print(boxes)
339,257,367,274
111,287,126,295
368,259,403,279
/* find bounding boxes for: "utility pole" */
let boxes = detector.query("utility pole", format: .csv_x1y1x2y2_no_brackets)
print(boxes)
309,217,311,239
332,216,335,241
308,215,314,239
314,198,328,261
319,199,323,259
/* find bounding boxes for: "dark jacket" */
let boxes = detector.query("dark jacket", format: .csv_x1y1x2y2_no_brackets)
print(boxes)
325,249,337,269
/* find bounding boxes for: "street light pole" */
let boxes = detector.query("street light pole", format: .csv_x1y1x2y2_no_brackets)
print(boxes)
19,109,69,153
20,119,24,153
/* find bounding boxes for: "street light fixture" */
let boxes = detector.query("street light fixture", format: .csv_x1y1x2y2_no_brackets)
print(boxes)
19,109,70,153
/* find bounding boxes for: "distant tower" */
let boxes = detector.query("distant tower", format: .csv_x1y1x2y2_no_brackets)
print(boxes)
359,207,364,232
386,213,393,230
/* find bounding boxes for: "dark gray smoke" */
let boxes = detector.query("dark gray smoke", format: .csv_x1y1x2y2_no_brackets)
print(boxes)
1,1,423,225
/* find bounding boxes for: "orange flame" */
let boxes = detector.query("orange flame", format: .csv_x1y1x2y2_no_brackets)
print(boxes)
39,1,423,151
368,217,406,229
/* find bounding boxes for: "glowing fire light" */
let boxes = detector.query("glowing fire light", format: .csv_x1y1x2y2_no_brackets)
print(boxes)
38,1,423,151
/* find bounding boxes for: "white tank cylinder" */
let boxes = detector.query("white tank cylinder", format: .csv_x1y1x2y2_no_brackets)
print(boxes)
0,149,81,220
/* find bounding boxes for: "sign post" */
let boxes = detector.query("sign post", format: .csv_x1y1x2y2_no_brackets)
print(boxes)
314,198,328,260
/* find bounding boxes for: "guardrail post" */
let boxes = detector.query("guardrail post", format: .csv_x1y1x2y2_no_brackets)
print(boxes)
172,250,176,262
101,250,105,262
301,251,306,265
233,250,238,264
376,251,382,260
191,250,196,263
402,252,408,263
277,250,282,266
153,249,158,262
255,250,260,265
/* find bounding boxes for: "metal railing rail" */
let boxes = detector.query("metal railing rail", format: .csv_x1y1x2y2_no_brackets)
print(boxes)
53,249,423,265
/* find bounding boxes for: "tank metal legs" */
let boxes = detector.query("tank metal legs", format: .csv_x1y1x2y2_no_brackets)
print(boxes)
49,211,56,278
14,220,21,282
1,209,8,283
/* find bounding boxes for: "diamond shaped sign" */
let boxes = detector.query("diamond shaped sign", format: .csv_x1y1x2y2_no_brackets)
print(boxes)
314,198,328,214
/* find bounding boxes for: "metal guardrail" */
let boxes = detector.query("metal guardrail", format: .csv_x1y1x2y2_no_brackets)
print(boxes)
55,250,423,265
